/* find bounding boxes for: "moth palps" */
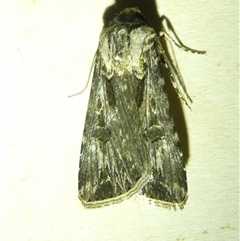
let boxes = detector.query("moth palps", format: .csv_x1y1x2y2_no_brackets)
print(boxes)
78,7,189,209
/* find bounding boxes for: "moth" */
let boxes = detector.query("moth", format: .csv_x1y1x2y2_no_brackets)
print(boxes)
78,7,197,209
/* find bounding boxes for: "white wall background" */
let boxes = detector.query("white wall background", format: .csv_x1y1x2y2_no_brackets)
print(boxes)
1,0,238,240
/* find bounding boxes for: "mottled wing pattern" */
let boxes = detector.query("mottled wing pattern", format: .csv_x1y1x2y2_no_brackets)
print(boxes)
140,38,187,208
78,7,188,209
78,55,150,208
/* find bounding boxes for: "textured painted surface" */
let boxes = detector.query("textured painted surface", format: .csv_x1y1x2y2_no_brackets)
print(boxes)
1,1,238,240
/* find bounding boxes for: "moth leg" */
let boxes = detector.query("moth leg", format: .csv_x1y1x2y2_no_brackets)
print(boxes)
159,47,192,108
160,31,206,54
158,18,206,107
159,15,206,55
